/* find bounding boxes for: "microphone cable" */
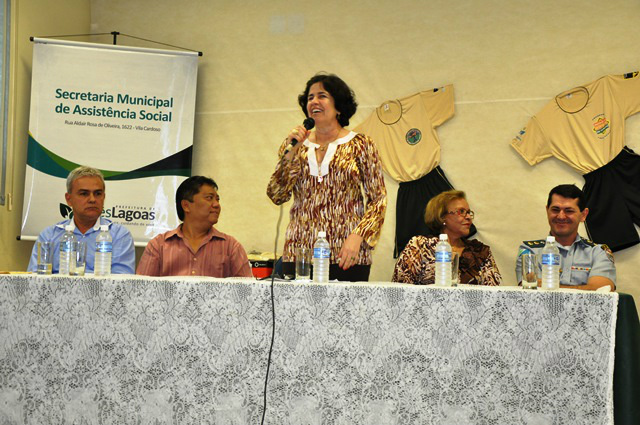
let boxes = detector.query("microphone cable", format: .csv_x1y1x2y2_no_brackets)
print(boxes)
261,117,312,423
260,203,284,425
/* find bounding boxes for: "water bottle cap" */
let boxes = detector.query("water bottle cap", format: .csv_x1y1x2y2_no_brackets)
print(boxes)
65,224,74,231
318,231,326,237
439,234,448,241
546,236,555,243
100,225,109,231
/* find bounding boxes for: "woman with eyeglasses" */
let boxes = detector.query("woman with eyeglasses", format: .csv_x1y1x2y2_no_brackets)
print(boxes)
392,190,502,285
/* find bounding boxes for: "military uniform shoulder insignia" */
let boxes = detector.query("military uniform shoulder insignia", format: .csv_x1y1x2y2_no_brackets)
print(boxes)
523,239,545,248
581,238,596,247
600,244,615,263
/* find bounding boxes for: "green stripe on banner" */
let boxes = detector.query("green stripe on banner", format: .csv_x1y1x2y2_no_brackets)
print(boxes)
108,168,191,180
27,133,192,180
27,132,79,178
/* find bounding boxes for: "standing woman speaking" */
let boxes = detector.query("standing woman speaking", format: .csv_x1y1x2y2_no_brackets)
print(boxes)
267,73,387,281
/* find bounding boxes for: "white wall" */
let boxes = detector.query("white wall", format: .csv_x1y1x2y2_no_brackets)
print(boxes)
5,0,639,303
89,0,640,301
0,0,90,271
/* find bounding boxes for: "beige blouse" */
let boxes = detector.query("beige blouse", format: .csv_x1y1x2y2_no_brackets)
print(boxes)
267,131,387,265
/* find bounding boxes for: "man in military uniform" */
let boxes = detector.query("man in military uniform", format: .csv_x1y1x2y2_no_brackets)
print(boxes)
516,184,616,290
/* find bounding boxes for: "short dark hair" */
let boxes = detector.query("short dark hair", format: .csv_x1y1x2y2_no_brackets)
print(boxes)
176,176,218,221
547,184,586,211
298,73,358,127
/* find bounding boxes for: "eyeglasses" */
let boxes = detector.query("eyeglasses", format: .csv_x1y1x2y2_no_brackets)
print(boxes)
446,208,475,218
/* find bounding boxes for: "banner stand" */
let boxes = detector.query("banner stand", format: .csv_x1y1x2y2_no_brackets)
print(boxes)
22,37,199,245
30,31,203,56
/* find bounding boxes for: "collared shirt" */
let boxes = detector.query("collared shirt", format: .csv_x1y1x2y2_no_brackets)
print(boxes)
136,225,253,278
515,235,616,286
27,217,135,274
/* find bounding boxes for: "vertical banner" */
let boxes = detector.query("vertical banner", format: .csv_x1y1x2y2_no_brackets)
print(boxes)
22,39,198,244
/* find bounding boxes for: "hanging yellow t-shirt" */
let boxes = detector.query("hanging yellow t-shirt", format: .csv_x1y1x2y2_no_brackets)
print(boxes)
354,85,454,182
512,72,640,174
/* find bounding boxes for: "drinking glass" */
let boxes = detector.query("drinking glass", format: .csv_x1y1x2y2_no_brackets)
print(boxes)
521,253,538,289
72,241,87,276
295,247,311,282
451,252,460,286
36,242,54,275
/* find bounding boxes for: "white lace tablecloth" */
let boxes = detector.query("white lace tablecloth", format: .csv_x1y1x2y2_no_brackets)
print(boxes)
0,275,618,424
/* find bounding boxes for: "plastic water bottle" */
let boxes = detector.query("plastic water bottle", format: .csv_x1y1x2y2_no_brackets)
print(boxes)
313,231,330,283
541,236,560,290
59,224,76,275
94,225,113,276
435,234,452,286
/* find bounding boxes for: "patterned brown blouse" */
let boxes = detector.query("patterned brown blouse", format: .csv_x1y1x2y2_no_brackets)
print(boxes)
267,132,387,265
392,235,502,285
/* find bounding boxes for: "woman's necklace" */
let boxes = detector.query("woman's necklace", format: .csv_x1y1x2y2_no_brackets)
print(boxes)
315,145,328,182
316,129,342,151
314,128,342,182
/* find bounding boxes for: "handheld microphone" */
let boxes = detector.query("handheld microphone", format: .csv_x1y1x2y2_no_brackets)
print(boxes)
284,117,315,154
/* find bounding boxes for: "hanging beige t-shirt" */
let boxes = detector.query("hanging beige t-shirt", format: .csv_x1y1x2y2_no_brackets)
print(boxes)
354,85,454,182
511,72,640,174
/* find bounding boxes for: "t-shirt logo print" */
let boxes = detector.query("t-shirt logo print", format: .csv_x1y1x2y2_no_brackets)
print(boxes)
405,128,422,145
592,114,610,139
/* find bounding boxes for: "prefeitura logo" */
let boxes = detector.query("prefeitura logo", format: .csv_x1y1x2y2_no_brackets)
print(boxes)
58,203,156,224
103,205,156,223
59,204,73,219
405,128,422,145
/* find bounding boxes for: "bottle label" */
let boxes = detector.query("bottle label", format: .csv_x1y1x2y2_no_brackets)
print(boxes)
96,241,113,253
60,241,73,252
541,253,560,266
313,247,330,259
435,251,452,263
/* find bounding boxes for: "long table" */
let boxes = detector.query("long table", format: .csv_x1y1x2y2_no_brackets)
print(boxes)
0,275,637,424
